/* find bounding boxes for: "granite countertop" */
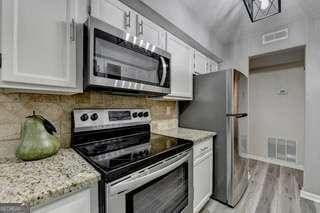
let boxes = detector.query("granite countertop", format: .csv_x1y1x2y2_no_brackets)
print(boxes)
153,127,217,143
0,149,100,208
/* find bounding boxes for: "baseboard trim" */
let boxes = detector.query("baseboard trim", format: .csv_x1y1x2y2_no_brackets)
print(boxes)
301,189,320,203
243,153,304,170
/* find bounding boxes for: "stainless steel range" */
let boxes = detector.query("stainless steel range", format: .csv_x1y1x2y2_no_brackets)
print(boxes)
72,109,193,213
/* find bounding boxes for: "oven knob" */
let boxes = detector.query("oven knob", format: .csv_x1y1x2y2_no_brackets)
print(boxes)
80,114,89,121
132,112,138,118
138,112,143,117
91,113,99,121
143,112,149,117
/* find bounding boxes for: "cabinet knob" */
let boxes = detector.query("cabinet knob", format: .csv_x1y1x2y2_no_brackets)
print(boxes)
80,114,89,121
91,113,99,121
201,147,209,152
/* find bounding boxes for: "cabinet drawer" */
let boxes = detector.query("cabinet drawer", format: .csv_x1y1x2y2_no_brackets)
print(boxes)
193,138,213,159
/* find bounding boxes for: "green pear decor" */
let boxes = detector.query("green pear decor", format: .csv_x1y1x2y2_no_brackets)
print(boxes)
16,111,60,161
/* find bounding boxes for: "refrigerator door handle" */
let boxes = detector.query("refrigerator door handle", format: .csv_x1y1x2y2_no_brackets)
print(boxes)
226,113,248,118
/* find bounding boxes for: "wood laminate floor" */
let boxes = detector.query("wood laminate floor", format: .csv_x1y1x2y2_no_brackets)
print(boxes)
201,160,320,213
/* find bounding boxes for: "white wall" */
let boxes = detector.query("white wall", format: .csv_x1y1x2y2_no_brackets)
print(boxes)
304,17,320,196
221,18,308,75
140,0,223,59
249,66,305,166
224,15,320,196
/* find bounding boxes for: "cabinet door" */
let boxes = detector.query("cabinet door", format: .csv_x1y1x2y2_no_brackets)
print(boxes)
1,0,77,88
194,152,213,213
166,33,193,100
209,59,218,72
206,60,210,73
32,189,91,213
205,58,219,73
91,0,135,34
136,15,165,49
194,50,207,74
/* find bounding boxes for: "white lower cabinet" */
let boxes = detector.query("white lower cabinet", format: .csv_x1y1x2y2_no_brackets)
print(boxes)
31,185,98,213
193,138,213,213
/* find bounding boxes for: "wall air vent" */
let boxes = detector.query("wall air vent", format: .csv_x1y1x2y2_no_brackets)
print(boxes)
267,137,297,163
267,137,277,159
262,28,288,45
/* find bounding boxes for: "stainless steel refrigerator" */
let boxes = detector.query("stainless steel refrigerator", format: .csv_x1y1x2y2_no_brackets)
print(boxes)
179,69,249,207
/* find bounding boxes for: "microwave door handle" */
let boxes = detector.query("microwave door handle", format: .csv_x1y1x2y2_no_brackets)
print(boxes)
109,153,190,195
160,56,167,86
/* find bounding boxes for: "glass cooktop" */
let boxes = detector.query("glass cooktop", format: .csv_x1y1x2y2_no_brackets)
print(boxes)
74,133,192,182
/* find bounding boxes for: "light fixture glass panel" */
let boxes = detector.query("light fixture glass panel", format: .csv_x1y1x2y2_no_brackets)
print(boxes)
243,0,281,22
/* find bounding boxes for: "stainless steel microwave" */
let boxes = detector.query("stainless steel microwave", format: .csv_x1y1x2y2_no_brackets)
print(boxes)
82,17,171,96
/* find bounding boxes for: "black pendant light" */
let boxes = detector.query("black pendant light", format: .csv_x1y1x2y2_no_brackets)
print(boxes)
243,0,281,22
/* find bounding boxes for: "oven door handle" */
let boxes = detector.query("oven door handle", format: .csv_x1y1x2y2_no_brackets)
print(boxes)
109,152,190,195
160,56,167,86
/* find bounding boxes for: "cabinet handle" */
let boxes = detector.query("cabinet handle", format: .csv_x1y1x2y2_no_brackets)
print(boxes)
70,18,76,42
200,147,209,152
125,11,131,28
138,20,143,36
194,71,201,75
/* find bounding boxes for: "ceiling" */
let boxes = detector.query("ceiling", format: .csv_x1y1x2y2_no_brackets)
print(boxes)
180,0,320,44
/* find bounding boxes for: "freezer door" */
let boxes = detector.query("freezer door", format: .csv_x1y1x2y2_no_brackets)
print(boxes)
227,70,249,206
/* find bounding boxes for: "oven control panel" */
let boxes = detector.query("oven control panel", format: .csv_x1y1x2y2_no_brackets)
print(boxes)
73,109,151,132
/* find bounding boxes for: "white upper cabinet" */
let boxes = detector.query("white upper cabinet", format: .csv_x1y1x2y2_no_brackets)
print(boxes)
194,50,207,74
136,15,166,49
211,59,219,72
207,59,219,73
91,0,165,49
205,60,210,73
165,33,193,100
195,50,218,74
91,0,135,35
0,0,80,92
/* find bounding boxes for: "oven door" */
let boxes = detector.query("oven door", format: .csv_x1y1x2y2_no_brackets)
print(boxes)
84,17,171,95
106,151,193,213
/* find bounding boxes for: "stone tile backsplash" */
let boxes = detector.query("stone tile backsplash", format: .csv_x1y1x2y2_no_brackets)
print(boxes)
0,91,178,149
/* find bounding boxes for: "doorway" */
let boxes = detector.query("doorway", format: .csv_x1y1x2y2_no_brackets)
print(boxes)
248,46,305,169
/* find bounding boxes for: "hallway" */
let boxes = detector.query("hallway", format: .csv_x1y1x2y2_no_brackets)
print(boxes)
201,160,320,213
